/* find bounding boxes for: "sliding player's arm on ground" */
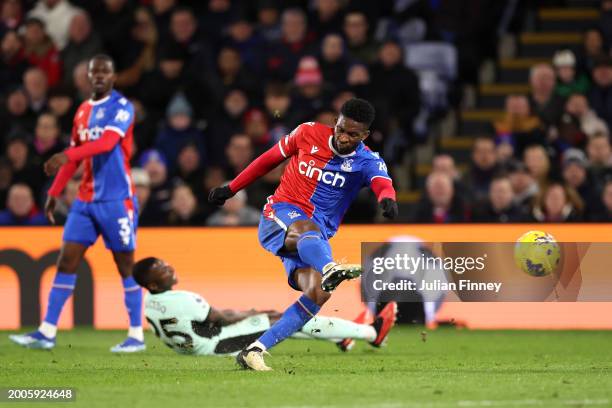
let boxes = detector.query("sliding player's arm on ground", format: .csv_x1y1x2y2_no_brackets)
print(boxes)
366,156,399,219
206,308,266,327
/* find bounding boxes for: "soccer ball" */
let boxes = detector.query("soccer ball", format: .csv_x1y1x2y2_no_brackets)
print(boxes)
514,230,561,277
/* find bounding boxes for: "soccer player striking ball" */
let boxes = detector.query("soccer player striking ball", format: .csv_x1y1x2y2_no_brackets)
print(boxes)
209,98,398,370
9,55,143,353
133,257,397,356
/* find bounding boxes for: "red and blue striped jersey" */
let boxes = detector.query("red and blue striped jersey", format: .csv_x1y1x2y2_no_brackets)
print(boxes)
71,90,135,202
264,122,392,238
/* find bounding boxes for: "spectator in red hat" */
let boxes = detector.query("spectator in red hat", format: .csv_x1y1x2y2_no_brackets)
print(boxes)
292,56,329,122
243,108,272,155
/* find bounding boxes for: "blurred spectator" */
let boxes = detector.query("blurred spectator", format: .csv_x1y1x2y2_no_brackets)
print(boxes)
346,63,371,99
0,87,37,140
412,172,468,223
506,160,538,214
138,43,187,116
529,182,583,222
224,16,266,75
523,144,552,185
131,167,151,221
224,133,253,179
150,0,176,43
243,108,272,155
32,111,64,164
472,175,525,223
309,0,344,39
209,88,250,162
166,183,205,226
292,56,328,122
0,183,47,225
60,11,102,86
23,66,48,113
5,137,42,194
0,158,13,209
1,0,23,33
130,98,157,154
265,7,315,81
27,0,78,50
577,28,607,76
263,81,297,142
590,179,612,222
47,86,75,136
71,60,90,102
199,0,237,49
163,7,210,70
563,94,608,143
154,92,206,173
343,11,378,64
113,6,159,90
529,63,565,128
492,95,543,161
0,30,28,95
173,143,204,194
197,165,226,217
138,149,172,226
432,154,467,199
314,108,336,127
587,56,612,132
463,136,499,202
206,189,260,226
23,17,61,86
91,0,136,73
601,0,612,50
561,148,597,212
552,50,590,98
369,40,420,161
586,132,612,182
207,45,258,103
318,33,350,94
255,0,281,43
52,177,78,225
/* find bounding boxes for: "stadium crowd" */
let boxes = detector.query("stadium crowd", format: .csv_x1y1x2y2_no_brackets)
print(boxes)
0,0,611,226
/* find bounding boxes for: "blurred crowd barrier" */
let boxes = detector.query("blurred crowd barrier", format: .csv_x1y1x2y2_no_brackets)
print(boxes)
1,224,611,330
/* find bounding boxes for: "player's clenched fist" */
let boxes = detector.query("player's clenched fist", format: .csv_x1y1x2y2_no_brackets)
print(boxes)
44,152,68,176
379,198,398,220
208,185,235,206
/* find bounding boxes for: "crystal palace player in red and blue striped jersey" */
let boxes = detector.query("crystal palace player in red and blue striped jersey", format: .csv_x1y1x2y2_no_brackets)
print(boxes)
9,55,144,353
209,98,398,370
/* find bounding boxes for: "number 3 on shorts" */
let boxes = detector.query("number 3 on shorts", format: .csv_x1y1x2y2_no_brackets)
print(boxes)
118,217,131,246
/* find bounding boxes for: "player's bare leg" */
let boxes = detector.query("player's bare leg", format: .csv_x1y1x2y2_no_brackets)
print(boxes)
109,250,145,353
285,220,362,292
9,242,88,349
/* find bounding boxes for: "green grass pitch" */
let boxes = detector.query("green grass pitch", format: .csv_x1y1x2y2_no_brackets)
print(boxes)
1,327,611,407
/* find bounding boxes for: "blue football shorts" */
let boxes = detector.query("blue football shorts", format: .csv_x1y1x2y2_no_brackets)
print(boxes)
63,197,138,252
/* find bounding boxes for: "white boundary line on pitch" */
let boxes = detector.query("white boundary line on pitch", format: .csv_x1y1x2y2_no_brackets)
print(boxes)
278,399,610,408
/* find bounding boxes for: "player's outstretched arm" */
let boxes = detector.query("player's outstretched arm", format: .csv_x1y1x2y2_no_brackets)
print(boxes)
371,177,399,219
208,144,286,206
43,130,121,176
206,307,268,326
44,160,80,224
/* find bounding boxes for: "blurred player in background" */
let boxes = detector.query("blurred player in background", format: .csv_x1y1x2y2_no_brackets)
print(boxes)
133,257,397,356
9,55,143,353
209,98,398,370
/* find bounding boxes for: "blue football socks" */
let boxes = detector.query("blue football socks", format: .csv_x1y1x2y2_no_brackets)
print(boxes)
296,231,334,273
122,276,142,328
258,295,321,350
43,272,77,326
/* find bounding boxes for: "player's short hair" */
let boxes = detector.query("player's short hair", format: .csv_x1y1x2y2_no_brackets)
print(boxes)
340,98,375,127
132,257,159,287
89,54,115,70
